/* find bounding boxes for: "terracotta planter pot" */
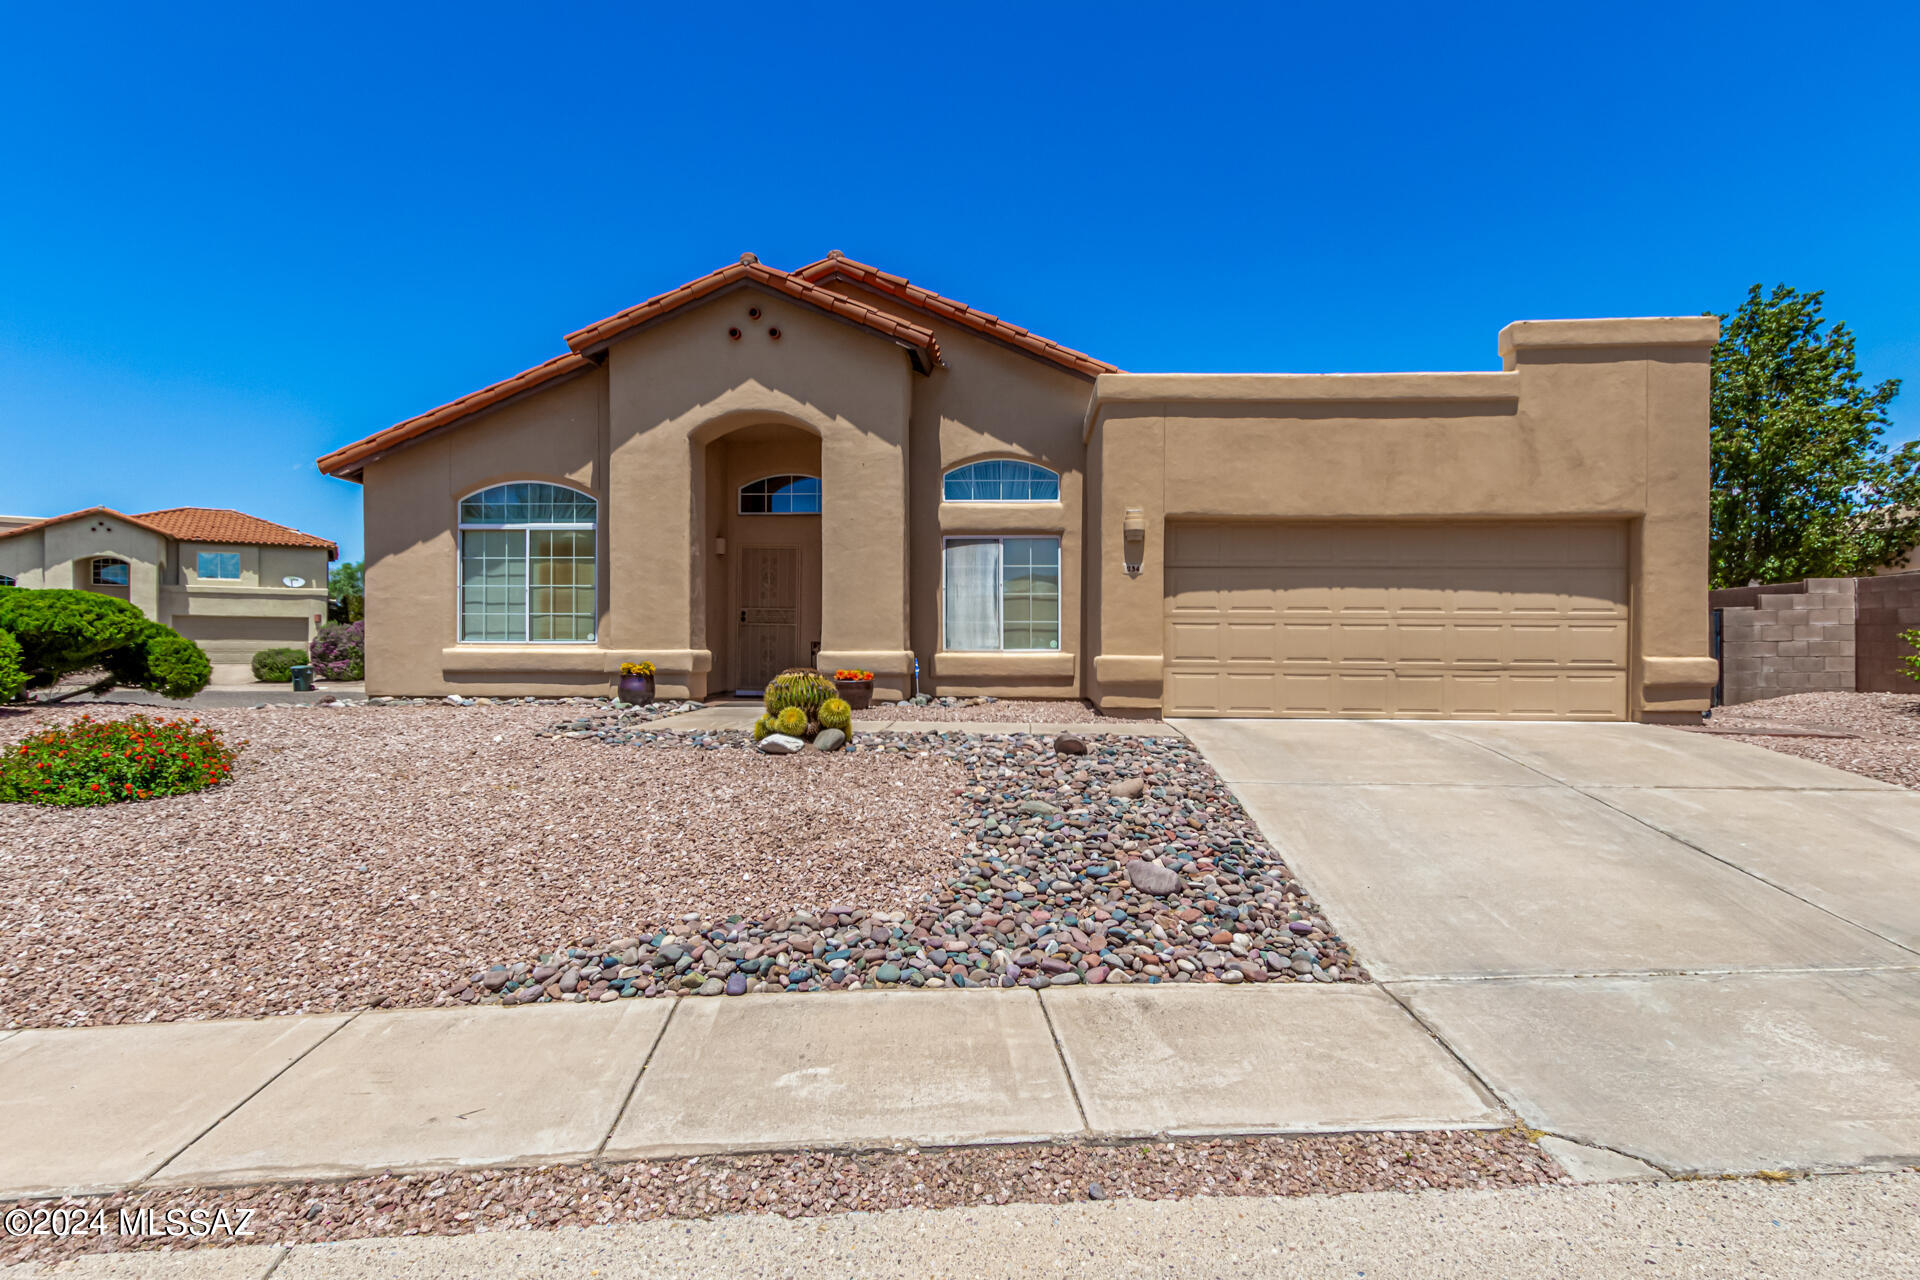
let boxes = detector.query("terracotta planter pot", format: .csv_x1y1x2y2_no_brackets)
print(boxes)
617,673,656,705
834,678,873,710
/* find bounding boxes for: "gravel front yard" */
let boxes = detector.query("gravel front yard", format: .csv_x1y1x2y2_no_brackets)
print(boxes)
0,1129,1560,1265
1,703,1356,1028
1697,692,1920,789
0,704,966,1029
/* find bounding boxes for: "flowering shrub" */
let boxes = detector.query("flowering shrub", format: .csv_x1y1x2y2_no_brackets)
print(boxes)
619,661,656,677
833,669,874,682
311,621,365,681
0,714,242,807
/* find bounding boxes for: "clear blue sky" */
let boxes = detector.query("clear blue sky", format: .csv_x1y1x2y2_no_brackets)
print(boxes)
4,2,1915,565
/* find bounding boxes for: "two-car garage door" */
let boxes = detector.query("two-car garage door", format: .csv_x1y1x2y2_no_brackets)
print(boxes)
1164,521,1629,719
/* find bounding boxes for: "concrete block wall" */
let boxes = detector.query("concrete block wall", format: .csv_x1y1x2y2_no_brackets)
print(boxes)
1856,574,1920,694
1711,578,1857,705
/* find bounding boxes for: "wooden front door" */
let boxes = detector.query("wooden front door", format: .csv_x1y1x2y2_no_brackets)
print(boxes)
736,546,800,690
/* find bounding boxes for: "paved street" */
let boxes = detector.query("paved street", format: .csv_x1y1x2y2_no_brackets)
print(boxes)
1179,718,1920,1174
7,1172,1916,1278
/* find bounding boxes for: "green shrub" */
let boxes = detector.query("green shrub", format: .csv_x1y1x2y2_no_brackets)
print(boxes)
764,668,836,718
0,713,241,806
0,627,24,702
775,706,808,736
1901,629,1920,684
251,647,308,683
751,713,777,741
0,588,211,701
817,697,852,732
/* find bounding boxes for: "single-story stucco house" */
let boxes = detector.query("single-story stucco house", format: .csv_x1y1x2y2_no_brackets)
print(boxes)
316,251,1720,721
0,506,337,669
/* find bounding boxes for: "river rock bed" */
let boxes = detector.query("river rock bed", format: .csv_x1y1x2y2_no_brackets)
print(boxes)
451,728,1361,1005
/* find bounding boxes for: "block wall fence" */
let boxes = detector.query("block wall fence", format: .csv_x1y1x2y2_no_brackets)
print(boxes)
1710,574,1920,705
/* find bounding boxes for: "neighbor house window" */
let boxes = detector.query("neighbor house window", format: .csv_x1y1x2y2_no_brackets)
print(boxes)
738,475,821,514
942,537,1060,651
196,551,241,579
943,459,1060,502
0,575,14,586
457,482,598,642
91,558,129,586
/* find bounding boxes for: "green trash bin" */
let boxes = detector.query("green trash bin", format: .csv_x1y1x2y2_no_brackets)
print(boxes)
290,664,313,692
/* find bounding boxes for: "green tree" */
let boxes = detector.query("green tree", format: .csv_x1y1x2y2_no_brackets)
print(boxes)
0,587,211,701
1710,284,1908,587
328,560,364,623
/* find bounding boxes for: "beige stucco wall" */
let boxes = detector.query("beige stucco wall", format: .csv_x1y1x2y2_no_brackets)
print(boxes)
1082,317,1720,720
361,364,608,697
822,279,1094,698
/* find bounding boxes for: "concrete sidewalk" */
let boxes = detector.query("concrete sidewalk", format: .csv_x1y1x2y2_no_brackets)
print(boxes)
8,1171,1916,1278
0,985,1501,1201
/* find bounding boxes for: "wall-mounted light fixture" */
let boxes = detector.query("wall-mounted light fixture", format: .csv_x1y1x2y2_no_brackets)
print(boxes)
1123,507,1146,577
714,536,727,557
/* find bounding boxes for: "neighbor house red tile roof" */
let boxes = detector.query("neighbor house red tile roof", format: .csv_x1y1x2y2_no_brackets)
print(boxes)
134,508,338,558
316,351,597,479
562,254,942,370
0,506,337,559
793,251,1119,378
0,507,176,543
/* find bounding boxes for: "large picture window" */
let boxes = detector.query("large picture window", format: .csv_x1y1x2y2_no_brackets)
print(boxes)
196,551,241,579
739,475,821,515
458,482,598,642
942,536,1060,651
943,459,1060,503
91,558,129,586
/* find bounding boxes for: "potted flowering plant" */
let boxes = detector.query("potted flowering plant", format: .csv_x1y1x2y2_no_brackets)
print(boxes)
617,661,656,705
832,668,874,710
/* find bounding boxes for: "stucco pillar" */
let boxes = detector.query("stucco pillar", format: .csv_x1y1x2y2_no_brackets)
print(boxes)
1636,345,1720,718
129,558,160,621
605,420,708,699
1087,407,1168,712
817,417,914,701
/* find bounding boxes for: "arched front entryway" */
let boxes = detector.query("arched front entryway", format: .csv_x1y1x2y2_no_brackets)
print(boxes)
699,423,823,693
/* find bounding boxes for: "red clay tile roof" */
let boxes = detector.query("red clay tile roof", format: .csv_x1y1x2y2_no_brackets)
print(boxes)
563,254,942,370
317,351,596,479
0,506,337,559
792,251,1119,378
134,508,338,559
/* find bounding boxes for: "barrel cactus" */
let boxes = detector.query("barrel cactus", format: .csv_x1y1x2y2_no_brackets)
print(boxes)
775,706,808,736
764,667,837,718
751,713,777,741
818,697,852,733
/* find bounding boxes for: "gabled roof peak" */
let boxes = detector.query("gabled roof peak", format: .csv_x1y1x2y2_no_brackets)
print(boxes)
792,252,1119,378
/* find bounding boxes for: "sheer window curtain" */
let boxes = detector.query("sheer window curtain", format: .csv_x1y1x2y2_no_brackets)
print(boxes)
943,539,1003,650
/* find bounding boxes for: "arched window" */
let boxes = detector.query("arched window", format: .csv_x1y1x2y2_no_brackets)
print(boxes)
943,459,1060,502
91,558,130,586
457,482,598,642
739,474,821,515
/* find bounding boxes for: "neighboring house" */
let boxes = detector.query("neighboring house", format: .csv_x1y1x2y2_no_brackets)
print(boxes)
0,507,336,669
317,251,1720,722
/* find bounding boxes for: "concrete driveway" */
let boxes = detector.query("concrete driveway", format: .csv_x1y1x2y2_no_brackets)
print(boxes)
1176,718,1920,1175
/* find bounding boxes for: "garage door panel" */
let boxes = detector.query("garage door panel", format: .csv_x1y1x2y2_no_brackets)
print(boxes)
1164,520,1628,720
1168,620,1224,662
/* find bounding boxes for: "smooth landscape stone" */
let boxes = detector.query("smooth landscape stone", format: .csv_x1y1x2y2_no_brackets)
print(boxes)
1125,859,1181,896
757,734,806,755
814,729,847,753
